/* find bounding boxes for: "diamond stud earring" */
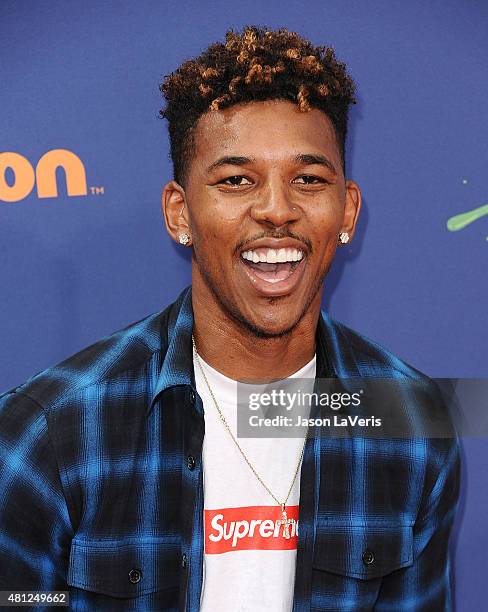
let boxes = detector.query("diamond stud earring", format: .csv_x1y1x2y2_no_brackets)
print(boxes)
338,232,350,244
179,233,190,245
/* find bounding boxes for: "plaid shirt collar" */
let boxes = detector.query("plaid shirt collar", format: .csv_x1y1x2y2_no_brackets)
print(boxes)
148,285,340,417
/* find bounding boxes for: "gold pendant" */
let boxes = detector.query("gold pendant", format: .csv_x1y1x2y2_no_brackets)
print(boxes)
280,503,294,539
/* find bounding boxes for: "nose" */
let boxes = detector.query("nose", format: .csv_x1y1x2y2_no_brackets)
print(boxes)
250,180,300,229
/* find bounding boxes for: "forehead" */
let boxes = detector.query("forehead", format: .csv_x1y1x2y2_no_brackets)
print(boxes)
191,99,340,167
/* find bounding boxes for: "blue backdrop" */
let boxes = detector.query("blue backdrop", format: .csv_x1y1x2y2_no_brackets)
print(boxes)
1,1,487,608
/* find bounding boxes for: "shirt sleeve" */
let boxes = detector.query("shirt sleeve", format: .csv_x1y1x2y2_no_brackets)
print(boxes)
0,390,74,590
374,435,461,611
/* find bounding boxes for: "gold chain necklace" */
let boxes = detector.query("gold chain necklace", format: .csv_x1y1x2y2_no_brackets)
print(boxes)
192,335,307,539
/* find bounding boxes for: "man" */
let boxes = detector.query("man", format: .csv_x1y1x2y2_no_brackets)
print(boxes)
0,26,460,611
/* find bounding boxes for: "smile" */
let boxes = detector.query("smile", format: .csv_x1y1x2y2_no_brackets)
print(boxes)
239,246,307,296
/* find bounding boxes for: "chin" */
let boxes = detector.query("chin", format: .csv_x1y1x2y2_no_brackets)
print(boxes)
236,310,301,339
206,273,308,338
225,289,312,339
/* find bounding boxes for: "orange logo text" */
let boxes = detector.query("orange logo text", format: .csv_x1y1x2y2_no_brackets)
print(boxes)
0,149,87,202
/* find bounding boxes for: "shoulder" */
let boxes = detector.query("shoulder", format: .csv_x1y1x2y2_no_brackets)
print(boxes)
320,310,431,382
322,310,460,474
320,311,458,446
0,295,182,414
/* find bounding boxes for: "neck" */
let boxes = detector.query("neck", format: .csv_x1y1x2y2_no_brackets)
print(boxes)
191,280,321,383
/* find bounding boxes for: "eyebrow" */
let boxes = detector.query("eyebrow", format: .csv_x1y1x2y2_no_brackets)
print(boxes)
206,156,256,173
294,154,337,175
206,153,337,175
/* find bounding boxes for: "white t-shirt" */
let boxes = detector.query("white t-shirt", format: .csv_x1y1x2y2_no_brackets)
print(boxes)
195,349,316,612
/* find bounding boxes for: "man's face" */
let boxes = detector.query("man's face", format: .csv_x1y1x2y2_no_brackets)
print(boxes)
178,99,360,337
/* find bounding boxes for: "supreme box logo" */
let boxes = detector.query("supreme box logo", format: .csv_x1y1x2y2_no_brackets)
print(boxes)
204,505,299,554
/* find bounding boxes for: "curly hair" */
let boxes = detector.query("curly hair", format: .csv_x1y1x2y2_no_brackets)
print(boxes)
159,25,356,186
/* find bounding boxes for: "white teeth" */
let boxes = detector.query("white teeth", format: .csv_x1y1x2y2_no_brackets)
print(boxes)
276,248,287,263
241,247,305,263
267,249,277,263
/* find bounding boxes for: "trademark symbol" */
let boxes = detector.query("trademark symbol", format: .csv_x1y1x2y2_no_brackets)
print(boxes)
90,186,104,195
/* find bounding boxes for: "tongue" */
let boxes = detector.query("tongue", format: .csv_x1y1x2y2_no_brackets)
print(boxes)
245,261,294,282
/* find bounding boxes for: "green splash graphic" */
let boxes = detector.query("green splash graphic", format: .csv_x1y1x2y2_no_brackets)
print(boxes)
446,203,488,240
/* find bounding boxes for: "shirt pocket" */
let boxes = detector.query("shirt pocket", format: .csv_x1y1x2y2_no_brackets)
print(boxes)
67,537,181,599
311,523,413,611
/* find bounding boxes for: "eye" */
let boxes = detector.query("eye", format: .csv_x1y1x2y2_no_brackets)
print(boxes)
293,175,328,185
220,175,253,188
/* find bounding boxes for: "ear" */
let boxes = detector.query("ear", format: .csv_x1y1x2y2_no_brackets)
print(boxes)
340,179,362,242
161,180,192,246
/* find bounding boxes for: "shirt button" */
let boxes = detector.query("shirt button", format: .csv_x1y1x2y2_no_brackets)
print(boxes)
362,549,375,565
128,568,142,583
181,553,187,568
190,389,196,404
187,455,196,471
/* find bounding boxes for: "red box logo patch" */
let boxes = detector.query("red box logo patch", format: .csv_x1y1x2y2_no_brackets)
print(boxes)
204,505,299,554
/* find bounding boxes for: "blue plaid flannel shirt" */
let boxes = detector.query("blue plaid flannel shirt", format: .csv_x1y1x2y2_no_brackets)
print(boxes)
0,286,460,611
